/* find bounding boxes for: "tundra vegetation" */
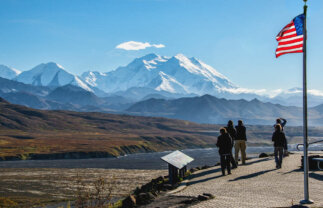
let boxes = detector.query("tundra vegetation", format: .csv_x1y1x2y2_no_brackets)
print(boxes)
1,98,323,161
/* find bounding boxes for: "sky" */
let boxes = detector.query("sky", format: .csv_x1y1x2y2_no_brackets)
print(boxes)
0,0,322,93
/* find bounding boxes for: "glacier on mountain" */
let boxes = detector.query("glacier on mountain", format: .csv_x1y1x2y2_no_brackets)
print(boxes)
15,62,92,92
81,53,237,96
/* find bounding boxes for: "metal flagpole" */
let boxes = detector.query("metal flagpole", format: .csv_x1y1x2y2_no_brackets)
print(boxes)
300,0,313,204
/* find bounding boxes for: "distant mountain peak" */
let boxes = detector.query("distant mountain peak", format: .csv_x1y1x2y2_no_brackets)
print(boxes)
286,87,302,93
34,62,65,70
46,62,64,68
139,53,159,60
15,62,92,92
0,64,21,79
81,53,237,96
251,98,260,103
174,53,186,59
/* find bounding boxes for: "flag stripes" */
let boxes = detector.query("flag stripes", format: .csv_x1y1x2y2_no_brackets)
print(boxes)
275,14,305,58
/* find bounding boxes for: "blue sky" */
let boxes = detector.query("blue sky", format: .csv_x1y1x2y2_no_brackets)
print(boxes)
0,0,322,92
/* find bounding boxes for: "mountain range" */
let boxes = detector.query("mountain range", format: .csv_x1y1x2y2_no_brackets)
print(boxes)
2,54,323,106
127,95,323,126
2,54,323,125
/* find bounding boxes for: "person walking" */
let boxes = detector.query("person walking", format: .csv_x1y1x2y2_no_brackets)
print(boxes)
216,128,233,176
235,120,247,165
272,124,287,169
225,120,238,168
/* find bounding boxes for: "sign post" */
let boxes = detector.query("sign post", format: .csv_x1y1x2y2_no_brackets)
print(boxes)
161,150,194,185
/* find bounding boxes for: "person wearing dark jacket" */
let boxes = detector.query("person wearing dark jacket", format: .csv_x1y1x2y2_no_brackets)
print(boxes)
272,124,287,169
216,128,233,176
274,117,287,131
274,118,288,154
235,120,247,165
225,120,238,168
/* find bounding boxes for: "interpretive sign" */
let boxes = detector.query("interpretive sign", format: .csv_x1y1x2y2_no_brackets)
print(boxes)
161,150,194,169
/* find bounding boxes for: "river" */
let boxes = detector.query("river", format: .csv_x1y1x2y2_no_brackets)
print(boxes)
0,145,322,169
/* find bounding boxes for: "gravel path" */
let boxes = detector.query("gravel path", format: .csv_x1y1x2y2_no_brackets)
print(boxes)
171,153,323,208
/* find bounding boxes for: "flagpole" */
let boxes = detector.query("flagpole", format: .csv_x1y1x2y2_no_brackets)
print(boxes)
300,0,313,204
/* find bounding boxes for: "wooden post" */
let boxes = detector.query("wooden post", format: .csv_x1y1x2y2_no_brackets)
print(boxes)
168,164,173,184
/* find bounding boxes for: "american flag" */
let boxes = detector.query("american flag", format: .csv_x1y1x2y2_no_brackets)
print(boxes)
276,14,305,58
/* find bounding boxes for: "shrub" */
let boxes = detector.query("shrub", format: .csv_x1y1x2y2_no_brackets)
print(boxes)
0,197,18,208
74,176,115,208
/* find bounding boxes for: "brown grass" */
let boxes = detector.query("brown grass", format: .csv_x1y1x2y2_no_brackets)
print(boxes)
0,99,221,159
1,99,322,159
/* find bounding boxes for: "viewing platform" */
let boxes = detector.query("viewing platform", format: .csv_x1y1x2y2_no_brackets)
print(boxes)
161,153,323,208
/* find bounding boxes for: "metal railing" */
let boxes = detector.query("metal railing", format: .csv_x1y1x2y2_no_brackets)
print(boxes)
296,139,323,151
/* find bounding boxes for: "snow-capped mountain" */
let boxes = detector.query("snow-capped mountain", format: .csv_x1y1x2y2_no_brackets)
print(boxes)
2,54,323,108
0,64,21,79
15,62,92,92
81,53,237,96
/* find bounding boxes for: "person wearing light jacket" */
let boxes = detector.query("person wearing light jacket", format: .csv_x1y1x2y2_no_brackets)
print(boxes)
235,120,247,165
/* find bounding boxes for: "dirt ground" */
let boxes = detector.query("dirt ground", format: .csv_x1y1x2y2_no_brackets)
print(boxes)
0,168,167,207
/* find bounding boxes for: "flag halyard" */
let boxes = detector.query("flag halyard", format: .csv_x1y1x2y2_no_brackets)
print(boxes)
276,14,305,58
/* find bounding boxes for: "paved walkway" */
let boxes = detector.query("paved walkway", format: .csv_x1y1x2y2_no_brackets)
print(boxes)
170,153,323,208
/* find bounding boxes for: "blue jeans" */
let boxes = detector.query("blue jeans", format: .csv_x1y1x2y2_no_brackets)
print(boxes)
274,147,284,167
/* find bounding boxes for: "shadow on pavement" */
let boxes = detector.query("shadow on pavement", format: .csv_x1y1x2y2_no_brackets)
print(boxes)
282,168,302,175
188,174,224,186
309,172,323,181
229,168,276,182
186,158,275,185
189,167,222,179
242,158,271,166
185,167,223,186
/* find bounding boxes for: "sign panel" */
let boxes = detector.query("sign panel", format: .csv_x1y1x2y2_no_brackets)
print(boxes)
161,150,194,169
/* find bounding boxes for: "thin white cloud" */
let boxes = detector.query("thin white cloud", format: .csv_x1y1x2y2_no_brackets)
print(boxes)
219,87,267,95
116,41,165,51
307,89,323,97
222,88,323,98
152,44,165,48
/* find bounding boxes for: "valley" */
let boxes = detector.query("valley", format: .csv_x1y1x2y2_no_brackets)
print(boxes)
1,98,323,161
